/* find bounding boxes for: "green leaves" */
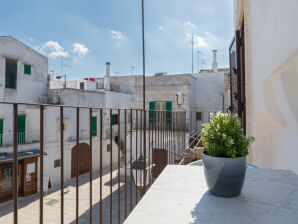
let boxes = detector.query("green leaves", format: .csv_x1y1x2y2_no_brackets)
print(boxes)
201,112,255,158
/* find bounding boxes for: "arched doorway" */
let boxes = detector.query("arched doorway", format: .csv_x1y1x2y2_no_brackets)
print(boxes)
71,143,90,178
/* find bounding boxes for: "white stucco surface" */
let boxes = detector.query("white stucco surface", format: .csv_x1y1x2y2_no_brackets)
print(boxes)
238,0,298,174
125,165,298,224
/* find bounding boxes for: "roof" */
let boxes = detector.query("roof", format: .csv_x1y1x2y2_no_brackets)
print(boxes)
0,148,41,164
0,36,48,59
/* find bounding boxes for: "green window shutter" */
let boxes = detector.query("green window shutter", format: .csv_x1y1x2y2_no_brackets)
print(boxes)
92,116,97,136
149,101,156,126
166,101,172,127
17,115,26,144
112,114,118,126
5,59,17,89
0,120,3,147
24,64,31,75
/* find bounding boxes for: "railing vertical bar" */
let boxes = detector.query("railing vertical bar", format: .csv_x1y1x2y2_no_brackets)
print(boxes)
13,104,18,224
39,105,44,224
124,109,127,219
117,109,121,224
143,109,147,194
148,110,151,186
60,107,64,224
130,110,133,212
100,109,103,224
109,109,113,224
156,111,161,174
89,108,93,224
76,107,79,224
171,111,173,164
184,111,187,155
135,110,138,204
140,110,143,190
196,111,198,137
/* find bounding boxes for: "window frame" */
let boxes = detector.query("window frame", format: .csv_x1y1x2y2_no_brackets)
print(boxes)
5,58,18,89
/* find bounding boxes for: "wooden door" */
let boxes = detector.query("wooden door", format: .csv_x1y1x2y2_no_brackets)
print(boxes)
152,148,168,179
71,143,90,178
23,157,37,196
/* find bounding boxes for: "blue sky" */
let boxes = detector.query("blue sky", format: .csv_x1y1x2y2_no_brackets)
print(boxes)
0,0,234,79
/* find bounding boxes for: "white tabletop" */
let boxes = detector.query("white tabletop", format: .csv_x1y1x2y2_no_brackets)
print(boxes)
124,165,298,224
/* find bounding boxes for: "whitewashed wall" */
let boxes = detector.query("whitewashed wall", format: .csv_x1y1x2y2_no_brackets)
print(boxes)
238,0,298,173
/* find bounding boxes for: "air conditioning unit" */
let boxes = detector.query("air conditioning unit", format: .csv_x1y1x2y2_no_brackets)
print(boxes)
39,96,48,104
48,95,60,104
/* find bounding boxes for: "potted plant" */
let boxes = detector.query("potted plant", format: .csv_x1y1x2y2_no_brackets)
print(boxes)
201,112,254,198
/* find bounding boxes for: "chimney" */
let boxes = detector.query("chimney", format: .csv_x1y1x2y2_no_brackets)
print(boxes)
212,50,218,72
104,62,111,90
106,62,110,77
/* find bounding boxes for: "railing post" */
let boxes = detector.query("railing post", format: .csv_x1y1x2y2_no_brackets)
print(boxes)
40,105,44,224
99,109,103,224
60,107,64,224
89,108,93,224
13,103,18,224
76,107,79,224
109,109,113,224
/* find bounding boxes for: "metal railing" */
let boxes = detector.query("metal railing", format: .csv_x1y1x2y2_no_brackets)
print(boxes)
0,101,218,224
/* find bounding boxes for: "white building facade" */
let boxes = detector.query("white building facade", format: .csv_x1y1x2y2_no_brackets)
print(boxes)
233,0,298,173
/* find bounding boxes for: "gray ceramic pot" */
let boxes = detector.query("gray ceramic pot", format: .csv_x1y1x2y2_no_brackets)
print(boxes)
203,152,246,198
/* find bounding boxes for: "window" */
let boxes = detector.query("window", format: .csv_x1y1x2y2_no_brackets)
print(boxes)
196,112,202,121
54,159,61,168
92,116,97,136
107,144,111,152
5,59,17,89
111,114,118,125
24,64,31,75
79,82,85,90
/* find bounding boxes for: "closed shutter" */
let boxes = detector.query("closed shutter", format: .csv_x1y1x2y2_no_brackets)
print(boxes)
0,120,3,147
166,101,172,127
92,116,97,136
149,101,156,126
17,115,26,144
24,64,31,75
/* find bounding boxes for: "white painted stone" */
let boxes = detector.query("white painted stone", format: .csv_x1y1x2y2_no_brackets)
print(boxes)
125,165,298,224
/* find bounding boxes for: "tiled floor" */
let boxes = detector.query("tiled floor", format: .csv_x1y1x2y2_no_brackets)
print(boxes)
0,165,141,224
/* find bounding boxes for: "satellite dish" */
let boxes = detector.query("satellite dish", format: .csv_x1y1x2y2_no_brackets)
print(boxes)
175,92,184,108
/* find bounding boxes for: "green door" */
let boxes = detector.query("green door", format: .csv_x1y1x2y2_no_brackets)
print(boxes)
149,101,156,127
166,101,172,128
0,120,3,147
92,116,97,136
17,115,25,144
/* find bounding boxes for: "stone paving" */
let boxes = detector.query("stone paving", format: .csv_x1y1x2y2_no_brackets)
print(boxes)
0,165,141,224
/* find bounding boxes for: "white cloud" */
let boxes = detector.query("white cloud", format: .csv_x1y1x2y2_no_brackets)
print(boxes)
72,43,89,59
29,37,35,41
158,25,165,31
186,33,207,48
184,21,196,29
110,30,124,40
39,41,69,58
110,30,124,47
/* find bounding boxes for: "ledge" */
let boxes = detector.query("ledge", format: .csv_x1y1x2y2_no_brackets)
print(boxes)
124,165,298,224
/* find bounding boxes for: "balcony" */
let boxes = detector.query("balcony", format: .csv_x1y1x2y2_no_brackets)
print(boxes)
124,165,298,224
0,101,213,223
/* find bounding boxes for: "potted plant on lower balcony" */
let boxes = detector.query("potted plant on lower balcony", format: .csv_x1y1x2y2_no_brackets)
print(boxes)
201,112,254,198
